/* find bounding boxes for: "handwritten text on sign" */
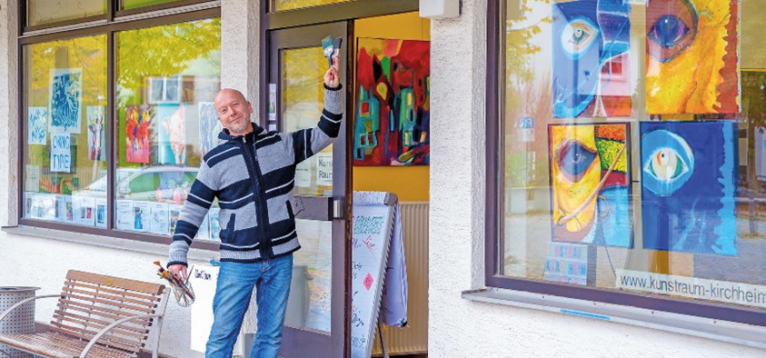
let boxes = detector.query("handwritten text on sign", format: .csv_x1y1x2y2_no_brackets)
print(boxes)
51,133,71,172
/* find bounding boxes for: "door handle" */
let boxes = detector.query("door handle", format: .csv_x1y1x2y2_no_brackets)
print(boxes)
332,198,345,219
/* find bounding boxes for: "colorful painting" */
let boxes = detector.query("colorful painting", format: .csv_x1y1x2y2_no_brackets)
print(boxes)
87,106,106,161
548,123,632,247
354,38,430,166
126,104,152,163
198,102,221,158
49,68,82,133
646,0,740,114
640,121,737,255
28,107,48,145
158,103,187,165
552,0,632,118
38,177,79,194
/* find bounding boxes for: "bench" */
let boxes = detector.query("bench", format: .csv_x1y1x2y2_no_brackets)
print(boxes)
0,270,169,358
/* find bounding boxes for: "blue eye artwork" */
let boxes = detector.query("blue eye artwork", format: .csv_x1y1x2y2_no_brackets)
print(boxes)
641,130,694,196
648,15,691,48
556,140,597,182
640,122,737,256
552,0,631,119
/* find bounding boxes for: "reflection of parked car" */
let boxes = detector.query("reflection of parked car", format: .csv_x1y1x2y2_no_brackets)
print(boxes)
74,166,199,204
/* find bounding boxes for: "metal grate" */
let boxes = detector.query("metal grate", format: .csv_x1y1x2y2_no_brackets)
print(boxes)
0,287,39,358
372,202,429,356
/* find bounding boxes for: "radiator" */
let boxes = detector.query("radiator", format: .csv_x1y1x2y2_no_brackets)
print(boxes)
372,201,429,356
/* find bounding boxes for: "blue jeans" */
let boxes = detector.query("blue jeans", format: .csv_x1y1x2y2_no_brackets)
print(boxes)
205,254,293,358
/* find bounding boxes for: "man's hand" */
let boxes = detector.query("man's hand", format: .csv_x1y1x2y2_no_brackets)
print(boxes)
324,55,340,89
168,264,188,282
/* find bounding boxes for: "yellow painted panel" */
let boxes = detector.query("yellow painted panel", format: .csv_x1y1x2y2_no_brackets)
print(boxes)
353,12,431,202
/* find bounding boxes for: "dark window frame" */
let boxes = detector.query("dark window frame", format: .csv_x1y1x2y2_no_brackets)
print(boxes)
17,1,222,251
484,0,766,327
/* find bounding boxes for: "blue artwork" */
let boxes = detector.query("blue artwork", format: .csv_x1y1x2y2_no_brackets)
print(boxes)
28,107,48,145
49,68,82,133
198,102,221,158
552,0,631,118
640,121,738,256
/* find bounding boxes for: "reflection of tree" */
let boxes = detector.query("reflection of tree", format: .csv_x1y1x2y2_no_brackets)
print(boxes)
274,0,347,11
504,0,552,189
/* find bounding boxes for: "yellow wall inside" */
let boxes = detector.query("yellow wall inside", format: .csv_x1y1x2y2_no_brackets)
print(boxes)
352,12,431,201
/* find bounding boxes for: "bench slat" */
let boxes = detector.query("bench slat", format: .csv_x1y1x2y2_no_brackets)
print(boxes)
59,292,156,314
67,271,164,296
62,286,159,307
56,300,153,325
52,313,149,340
0,331,135,358
49,322,144,353
65,281,161,302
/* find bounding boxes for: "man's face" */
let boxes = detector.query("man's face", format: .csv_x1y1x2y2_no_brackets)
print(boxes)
214,89,253,136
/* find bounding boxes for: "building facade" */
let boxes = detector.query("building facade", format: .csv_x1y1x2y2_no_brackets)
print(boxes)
1,0,765,357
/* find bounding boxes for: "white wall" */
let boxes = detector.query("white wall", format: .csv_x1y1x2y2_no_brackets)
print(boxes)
427,0,766,357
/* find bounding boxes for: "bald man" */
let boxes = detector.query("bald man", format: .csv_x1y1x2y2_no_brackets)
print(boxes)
167,58,342,358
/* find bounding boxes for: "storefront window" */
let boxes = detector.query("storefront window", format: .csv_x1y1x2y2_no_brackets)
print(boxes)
498,0,766,314
27,0,105,27
273,0,351,12
115,18,221,239
121,0,185,11
22,35,108,227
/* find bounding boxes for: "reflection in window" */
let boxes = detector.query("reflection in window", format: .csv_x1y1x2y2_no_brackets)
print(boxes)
273,0,351,12
22,35,108,227
115,18,222,238
27,0,104,27
499,0,766,311
121,0,184,11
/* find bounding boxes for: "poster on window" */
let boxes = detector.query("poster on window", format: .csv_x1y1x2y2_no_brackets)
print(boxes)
150,202,170,236
116,200,134,231
73,196,96,227
54,194,73,223
126,104,152,163
197,214,210,241
158,103,187,165
25,165,40,192
133,201,151,232
640,121,737,255
317,152,333,186
209,207,220,241
96,198,107,228
198,102,221,158
87,106,106,161
28,107,48,145
169,204,183,235
50,133,72,173
646,0,740,114
49,68,82,134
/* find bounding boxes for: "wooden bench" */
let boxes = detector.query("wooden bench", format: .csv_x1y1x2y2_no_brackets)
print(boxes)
0,270,169,358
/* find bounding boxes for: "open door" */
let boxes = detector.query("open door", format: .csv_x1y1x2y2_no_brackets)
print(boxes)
266,22,350,358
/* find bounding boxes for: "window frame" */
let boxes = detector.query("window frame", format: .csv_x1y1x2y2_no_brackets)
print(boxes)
484,0,766,327
16,0,222,251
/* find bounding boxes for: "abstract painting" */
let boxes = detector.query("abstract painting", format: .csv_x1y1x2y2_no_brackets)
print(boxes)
354,38,430,166
646,0,740,114
49,68,82,133
28,107,48,145
126,104,152,163
198,102,221,158
87,106,106,161
552,0,632,118
640,121,737,255
158,103,186,165
548,123,632,247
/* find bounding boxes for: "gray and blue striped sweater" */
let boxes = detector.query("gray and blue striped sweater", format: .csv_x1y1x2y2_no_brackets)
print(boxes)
168,87,343,266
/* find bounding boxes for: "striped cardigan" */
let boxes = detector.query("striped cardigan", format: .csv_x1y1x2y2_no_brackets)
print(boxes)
168,86,342,266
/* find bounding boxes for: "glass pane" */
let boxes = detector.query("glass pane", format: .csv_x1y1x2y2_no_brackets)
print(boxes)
22,35,108,227
273,0,351,12
287,218,333,332
282,47,334,197
115,18,221,238
500,0,766,311
27,0,105,27
121,0,184,11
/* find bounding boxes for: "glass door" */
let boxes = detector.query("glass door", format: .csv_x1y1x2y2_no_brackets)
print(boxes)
266,22,350,358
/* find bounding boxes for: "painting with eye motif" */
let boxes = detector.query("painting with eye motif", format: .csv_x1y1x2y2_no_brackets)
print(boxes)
548,123,632,247
640,121,737,255
552,0,632,119
646,0,740,114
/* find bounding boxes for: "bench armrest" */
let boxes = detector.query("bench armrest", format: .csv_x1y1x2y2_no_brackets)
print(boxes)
0,294,59,324
80,313,165,358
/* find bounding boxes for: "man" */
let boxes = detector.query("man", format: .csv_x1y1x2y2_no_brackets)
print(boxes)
167,57,342,358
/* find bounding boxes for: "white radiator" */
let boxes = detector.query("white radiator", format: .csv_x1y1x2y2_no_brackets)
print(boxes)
372,201,429,356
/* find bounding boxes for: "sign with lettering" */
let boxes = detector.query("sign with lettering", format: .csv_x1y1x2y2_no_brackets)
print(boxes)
50,133,71,172
350,204,394,358
317,152,333,186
